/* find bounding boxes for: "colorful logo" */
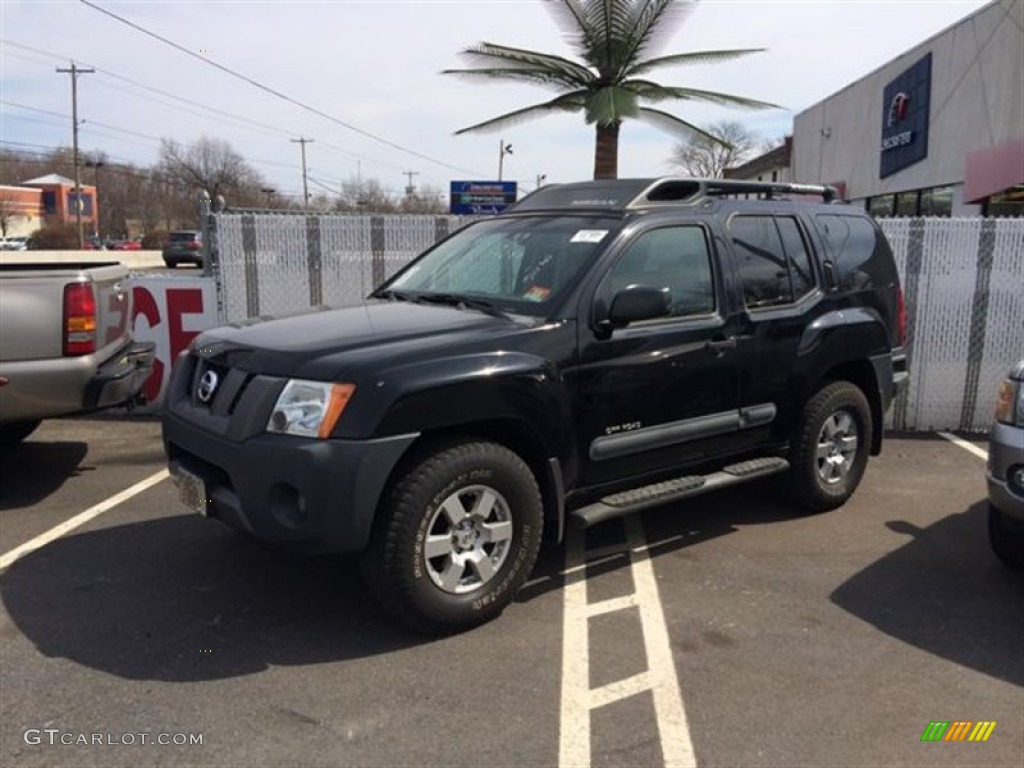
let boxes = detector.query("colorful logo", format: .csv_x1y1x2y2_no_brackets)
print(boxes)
920,721,997,742
887,92,910,127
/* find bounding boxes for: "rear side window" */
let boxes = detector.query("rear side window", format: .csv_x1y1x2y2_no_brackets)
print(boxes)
170,232,199,242
813,215,879,291
729,216,816,308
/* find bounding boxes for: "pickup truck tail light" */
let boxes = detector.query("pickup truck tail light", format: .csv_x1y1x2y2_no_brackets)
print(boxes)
63,282,97,356
896,288,907,347
188,240,201,250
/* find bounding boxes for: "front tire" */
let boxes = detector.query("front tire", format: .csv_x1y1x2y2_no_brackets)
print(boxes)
361,440,543,635
988,503,1024,569
787,381,872,513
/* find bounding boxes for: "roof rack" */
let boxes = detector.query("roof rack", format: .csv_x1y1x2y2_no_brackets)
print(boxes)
507,177,841,213
630,178,840,206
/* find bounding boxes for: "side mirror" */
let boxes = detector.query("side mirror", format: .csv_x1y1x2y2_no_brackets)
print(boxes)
606,286,671,328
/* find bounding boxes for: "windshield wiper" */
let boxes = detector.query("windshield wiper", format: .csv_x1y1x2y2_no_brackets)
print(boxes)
370,288,416,302
412,292,511,320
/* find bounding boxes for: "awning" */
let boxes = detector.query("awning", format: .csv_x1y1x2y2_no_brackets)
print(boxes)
964,137,1024,203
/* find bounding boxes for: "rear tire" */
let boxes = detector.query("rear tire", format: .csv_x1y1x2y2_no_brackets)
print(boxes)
0,419,42,447
786,381,872,513
988,503,1024,569
361,440,543,635
164,259,178,269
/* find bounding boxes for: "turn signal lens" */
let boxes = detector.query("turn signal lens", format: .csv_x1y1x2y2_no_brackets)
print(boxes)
63,282,97,356
994,379,1017,424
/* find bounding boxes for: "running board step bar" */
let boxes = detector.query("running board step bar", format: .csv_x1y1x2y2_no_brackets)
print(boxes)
569,457,790,529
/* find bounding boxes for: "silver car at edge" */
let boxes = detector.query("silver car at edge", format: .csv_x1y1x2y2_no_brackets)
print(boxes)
988,360,1024,568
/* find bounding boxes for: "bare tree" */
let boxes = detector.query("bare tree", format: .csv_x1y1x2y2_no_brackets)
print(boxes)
336,177,399,213
159,136,266,206
400,184,446,214
668,120,759,178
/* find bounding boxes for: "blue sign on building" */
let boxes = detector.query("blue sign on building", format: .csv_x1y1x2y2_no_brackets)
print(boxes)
880,53,932,179
450,181,517,215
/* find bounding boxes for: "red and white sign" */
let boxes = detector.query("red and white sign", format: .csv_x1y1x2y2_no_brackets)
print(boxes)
129,277,219,407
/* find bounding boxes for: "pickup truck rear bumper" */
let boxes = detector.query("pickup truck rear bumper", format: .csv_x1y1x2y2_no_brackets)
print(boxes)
84,341,156,409
163,411,418,553
0,341,156,422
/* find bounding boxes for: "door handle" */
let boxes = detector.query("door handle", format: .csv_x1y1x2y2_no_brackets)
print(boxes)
705,335,737,351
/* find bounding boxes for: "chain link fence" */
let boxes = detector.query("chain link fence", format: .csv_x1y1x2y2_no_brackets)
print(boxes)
206,210,1023,432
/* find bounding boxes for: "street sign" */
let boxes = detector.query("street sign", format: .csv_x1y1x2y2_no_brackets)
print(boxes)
450,181,517,215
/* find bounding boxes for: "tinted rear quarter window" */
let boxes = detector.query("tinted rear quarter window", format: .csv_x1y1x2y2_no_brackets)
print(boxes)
813,215,882,291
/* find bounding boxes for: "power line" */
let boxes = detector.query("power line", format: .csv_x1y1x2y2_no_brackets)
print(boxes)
2,39,409,175
77,0,487,177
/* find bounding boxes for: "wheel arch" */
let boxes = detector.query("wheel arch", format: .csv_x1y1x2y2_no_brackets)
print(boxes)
381,418,565,546
810,360,884,455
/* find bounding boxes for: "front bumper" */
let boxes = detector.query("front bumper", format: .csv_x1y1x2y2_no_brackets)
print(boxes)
163,410,417,553
987,421,1024,522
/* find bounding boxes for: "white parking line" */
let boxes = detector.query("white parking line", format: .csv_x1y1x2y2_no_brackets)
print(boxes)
559,515,696,768
937,430,989,461
0,469,169,572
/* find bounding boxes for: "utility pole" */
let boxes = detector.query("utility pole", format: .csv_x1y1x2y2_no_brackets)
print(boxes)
57,62,94,249
402,170,419,197
291,137,313,211
498,139,513,181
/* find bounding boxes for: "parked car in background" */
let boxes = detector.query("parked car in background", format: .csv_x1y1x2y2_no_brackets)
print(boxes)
1,236,29,251
0,261,155,446
988,361,1024,568
111,238,142,251
162,230,203,268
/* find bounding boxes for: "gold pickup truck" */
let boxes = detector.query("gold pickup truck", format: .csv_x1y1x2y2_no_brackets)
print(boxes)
0,261,155,446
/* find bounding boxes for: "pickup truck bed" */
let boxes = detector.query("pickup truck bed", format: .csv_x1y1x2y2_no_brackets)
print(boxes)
0,262,155,440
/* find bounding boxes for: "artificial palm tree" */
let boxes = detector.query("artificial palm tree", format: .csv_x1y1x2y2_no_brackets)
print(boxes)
443,0,779,179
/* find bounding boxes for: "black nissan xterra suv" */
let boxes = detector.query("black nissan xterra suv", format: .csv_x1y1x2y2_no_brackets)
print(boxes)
163,178,909,634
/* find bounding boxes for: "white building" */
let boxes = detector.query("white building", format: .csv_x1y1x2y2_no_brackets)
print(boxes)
791,0,1023,217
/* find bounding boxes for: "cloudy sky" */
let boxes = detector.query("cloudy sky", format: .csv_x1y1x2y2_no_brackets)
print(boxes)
1,0,990,202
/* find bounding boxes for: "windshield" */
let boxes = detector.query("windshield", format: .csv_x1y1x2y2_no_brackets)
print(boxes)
379,216,620,314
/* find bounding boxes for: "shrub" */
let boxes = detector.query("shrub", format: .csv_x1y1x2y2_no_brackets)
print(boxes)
27,223,80,250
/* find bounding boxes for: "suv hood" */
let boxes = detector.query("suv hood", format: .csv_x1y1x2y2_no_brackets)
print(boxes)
195,301,534,379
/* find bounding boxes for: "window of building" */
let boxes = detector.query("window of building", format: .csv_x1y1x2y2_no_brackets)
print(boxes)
895,190,919,216
919,185,953,216
868,195,895,217
983,186,1024,218
729,216,815,308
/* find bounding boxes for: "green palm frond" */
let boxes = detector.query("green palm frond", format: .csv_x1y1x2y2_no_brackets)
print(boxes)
443,67,587,90
453,42,595,85
636,106,726,144
626,80,782,109
453,90,589,135
624,47,766,77
584,85,641,125
619,0,695,71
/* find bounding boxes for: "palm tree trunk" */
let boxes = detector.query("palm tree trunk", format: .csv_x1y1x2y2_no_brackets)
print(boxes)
593,121,620,179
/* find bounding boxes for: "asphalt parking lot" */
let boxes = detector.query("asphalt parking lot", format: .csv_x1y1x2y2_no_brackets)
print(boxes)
1,416,1021,768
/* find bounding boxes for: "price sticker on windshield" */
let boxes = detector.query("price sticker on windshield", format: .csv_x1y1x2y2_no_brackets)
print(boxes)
570,229,609,244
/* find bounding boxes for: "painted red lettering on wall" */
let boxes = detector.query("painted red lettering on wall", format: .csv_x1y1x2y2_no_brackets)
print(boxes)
132,285,164,402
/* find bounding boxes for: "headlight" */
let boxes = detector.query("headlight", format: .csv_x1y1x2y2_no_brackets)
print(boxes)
994,378,1024,426
266,379,355,438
